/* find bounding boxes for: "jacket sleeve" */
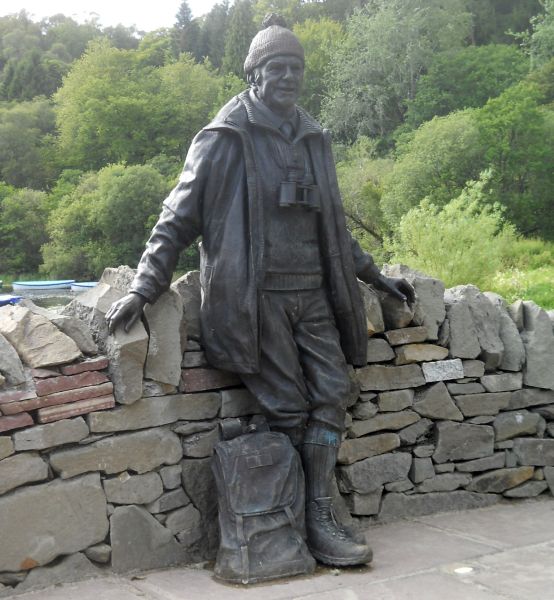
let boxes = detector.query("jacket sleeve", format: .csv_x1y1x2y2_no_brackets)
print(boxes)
349,234,382,284
130,131,217,303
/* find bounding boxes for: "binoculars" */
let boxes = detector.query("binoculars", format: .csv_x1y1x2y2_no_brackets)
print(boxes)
278,181,321,211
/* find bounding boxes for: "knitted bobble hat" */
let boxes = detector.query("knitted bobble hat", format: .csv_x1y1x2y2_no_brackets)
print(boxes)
244,13,304,74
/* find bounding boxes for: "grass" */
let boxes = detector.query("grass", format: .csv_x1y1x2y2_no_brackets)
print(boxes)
488,265,554,310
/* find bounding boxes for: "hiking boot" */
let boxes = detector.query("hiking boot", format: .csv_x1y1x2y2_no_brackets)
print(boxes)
306,497,373,566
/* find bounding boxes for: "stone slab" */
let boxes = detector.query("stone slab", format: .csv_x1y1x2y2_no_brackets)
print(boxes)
35,371,109,396
347,410,420,438
345,488,383,516
15,553,100,594
384,326,428,346
503,480,548,497
520,301,554,389
0,413,33,433
13,417,89,451
0,436,14,460
338,452,412,494
466,467,534,493
446,382,486,395
0,388,37,405
509,388,554,410
356,364,425,391
410,457,435,484
2,382,114,415
103,471,163,505
416,473,472,493
414,382,463,421
338,433,400,465
0,452,49,495
146,488,190,513
60,357,109,376
107,321,148,405
366,338,395,363
463,360,486,378
455,453,506,473
422,359,464,383
144,289,185,386
110,505,187,573
398,418,433,445
378,389,413,412
181,427,219,458
394,344,448,366
0,305,81,368
180,368,240,393
165,504,202,536
88,392,221,432
50,429,183,478
454,392,511,417
37,394,115,424
480,373,523,393
513,438,554,466
0,332,26,386
0,473,108,572
433,421,494,463
378,491,499,521
493,410,542,442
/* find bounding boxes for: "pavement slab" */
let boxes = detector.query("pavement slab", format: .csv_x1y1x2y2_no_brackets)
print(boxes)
3,498,554,600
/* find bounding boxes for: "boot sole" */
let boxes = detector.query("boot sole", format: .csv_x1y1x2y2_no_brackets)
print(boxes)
309,547,373,567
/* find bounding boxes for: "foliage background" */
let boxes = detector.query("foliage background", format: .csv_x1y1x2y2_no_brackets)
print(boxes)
0,0,552,307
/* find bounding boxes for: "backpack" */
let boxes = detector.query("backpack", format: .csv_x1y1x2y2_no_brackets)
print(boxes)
211,418,316,584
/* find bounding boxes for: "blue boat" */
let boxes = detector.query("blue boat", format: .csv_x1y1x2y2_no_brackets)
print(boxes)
0,294,22,307
70,282,98,292
12,280,75,291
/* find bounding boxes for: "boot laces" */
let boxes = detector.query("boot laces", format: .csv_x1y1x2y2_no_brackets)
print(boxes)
314,501,349,540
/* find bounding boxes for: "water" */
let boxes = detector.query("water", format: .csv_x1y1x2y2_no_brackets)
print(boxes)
3,287,76,312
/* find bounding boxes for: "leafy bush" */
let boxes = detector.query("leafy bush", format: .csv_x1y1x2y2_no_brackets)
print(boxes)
386,173,517,288
41,163,170,279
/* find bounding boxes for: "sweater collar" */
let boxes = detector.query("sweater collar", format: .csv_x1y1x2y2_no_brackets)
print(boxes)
239,89,322,140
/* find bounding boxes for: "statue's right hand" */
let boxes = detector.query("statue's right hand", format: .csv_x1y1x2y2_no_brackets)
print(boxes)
105,292,147,334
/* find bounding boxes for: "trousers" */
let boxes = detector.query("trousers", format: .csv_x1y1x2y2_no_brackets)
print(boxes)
240,288,351,445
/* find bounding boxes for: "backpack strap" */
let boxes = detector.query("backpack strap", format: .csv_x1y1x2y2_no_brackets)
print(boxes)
284,505,297,531
235,514,250,584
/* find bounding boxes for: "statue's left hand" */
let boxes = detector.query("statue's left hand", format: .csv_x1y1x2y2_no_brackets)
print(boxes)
373,275,415,304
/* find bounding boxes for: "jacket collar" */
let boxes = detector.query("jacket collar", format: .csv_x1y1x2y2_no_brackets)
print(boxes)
207,90,322,140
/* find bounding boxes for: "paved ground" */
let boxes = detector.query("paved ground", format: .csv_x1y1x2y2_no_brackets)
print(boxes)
7,498,554,600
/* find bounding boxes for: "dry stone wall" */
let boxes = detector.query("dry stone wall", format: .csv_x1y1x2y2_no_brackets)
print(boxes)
0,265,554,595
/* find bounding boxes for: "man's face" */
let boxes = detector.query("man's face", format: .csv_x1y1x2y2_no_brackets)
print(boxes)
256,55,304,117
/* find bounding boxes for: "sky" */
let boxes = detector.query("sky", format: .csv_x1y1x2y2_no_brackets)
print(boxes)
1,0,221,31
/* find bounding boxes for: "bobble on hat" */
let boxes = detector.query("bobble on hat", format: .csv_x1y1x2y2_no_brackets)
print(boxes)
243,13,305,74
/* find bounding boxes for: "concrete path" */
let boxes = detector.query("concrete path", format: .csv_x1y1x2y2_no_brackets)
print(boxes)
8,498,554,600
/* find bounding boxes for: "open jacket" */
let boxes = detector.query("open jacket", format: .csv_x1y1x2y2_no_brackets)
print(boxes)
130,91,381,374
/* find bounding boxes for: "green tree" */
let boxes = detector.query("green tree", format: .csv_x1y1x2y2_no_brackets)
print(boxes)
528,0,554,68
0,188,49,274
197,2,230,68
293,18,344,117
172,0,202,59
476,81,554,238
42,164,170,278
222,0,257,77
467,0,542,45
0,97,58,188
321,0,472,142
381,109,485,226
404,44,529,129
387,173,517,288
54,40,158,169
335,136,393,257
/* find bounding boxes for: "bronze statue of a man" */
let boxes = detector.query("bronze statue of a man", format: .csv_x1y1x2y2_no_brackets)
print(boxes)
106,15,413,567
